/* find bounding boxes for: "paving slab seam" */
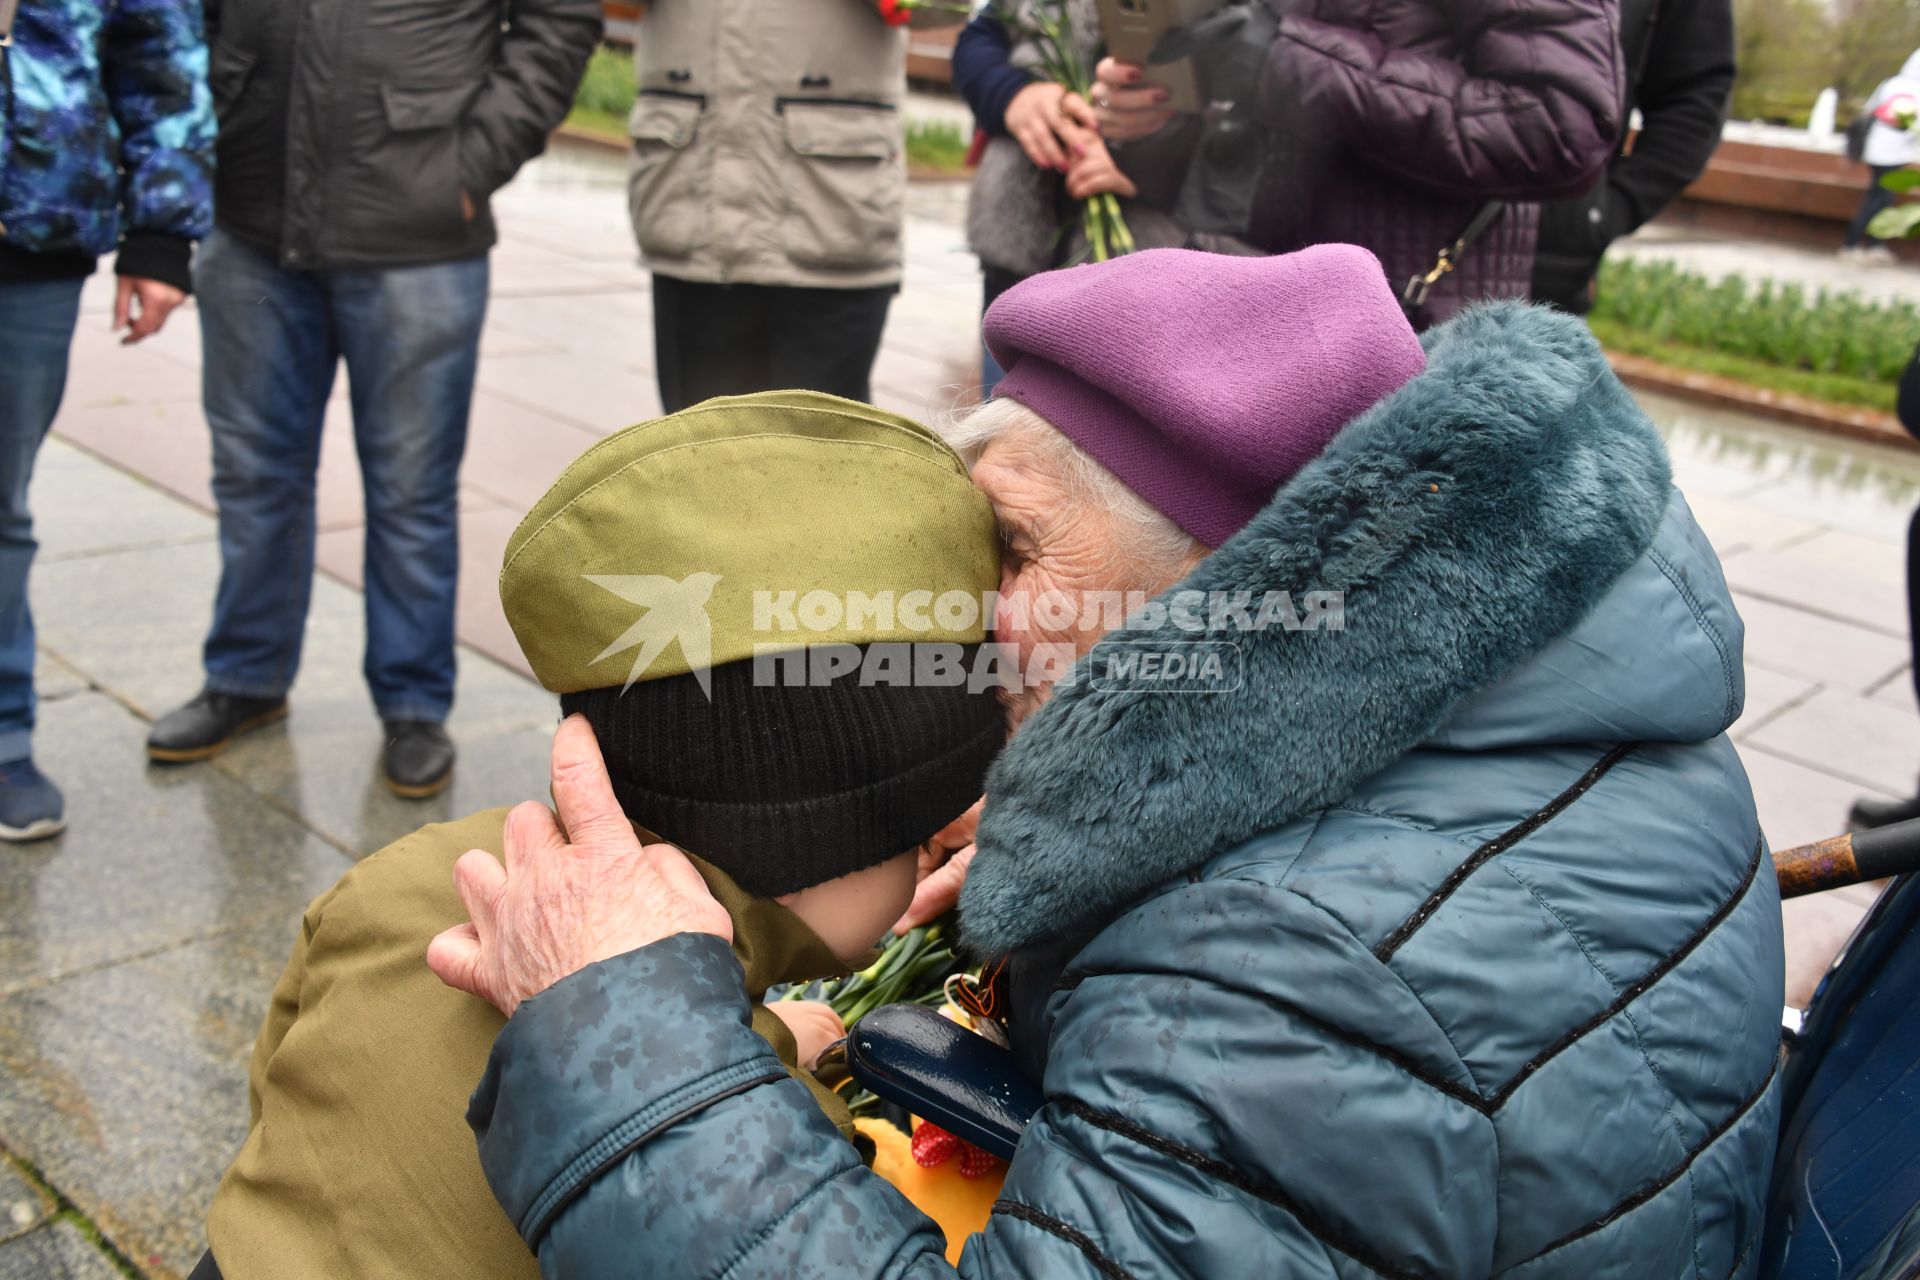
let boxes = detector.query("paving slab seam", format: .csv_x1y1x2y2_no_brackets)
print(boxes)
25,666,370,863
38,533,220,566
1766,523,1841,555
1726,585,1912,641
0,905,333,1002
469,383,624,436
1731,678,1829,745
488,283,651,300
1863,665,1914,700
1741,739,1908,802
0,1146,143,1280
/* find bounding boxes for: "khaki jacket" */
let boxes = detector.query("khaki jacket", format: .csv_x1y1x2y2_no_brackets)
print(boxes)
627,0,907,289
205,808,860,1280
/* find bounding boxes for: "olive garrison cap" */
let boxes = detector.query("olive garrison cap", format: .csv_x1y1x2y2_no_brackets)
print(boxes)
501,390,1000,692
499,391,1005,896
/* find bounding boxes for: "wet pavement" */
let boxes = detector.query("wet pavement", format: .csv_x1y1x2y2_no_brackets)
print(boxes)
2,141,1915,1276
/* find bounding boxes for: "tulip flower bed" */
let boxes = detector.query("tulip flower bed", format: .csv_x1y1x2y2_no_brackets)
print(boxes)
1589,258,1920,413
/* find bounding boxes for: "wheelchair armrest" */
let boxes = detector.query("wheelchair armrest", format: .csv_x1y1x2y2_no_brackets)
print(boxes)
845,1004,1043,1161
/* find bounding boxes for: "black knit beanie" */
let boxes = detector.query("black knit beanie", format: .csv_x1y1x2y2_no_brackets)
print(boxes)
561,644,1005,897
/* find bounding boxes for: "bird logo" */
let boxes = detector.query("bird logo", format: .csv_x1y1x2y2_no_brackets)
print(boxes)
585,573,724,697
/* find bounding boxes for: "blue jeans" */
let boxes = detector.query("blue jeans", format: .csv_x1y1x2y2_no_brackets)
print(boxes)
0,278,85,762
197,230,488,722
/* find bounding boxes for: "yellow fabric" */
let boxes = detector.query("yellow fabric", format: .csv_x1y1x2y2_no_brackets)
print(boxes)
206,809,856,1280
499,391,999,692
860,1118,1005,1265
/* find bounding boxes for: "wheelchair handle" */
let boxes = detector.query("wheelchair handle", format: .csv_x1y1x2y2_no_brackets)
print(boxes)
1775,816,1920,898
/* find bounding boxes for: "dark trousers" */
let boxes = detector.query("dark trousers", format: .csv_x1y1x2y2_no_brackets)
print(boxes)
1845,165,1903,248
650,274,894,414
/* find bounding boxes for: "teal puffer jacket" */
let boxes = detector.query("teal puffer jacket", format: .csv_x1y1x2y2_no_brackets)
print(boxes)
468,302,1785,1279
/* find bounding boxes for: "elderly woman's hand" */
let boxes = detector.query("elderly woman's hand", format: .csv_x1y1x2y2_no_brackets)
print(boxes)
892,797,982,934
426,715,733,1018
1004,81,1099,173
1091,57,1177,142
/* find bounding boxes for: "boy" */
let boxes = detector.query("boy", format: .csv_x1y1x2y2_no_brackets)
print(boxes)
194,392,1003,1279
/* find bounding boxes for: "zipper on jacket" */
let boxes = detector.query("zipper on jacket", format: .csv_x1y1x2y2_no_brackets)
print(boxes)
773,95,896,114
640,87,707,107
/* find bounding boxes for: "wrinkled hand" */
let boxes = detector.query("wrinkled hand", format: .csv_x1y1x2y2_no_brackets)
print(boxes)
767,999,847,1070
893,797,983,934
113,276,184,345
1065,134,1139,201
1091,57,1177,142
1004,81,1099,173
426,715,732,1018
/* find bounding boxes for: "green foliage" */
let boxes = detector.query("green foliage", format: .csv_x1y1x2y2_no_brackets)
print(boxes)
1868,202,1920,238
1732,0,1837,123
906,118,971,172
1731,0,1920,122
1830,0,1920,102
573,44,637,118
1593,258,1920,384
1588,317,1899,412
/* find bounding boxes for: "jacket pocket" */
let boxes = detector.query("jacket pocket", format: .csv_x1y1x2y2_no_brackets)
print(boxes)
209,40,256,124
339,82,475,259
777,100,902,274
626,91,706,261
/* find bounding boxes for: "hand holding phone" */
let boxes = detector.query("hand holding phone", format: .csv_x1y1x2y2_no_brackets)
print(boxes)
1094,0,1226,115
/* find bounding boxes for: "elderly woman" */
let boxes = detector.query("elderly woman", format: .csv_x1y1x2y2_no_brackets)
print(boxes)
432,247,1786,1278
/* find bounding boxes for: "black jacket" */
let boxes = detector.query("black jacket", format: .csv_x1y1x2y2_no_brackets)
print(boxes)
1531,0,1735,311
204,0,599,270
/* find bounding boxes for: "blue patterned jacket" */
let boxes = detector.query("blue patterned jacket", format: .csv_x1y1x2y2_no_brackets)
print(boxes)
0,0,215,286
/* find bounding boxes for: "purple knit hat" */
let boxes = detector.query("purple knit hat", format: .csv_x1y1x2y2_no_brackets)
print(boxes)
984,245,1427,547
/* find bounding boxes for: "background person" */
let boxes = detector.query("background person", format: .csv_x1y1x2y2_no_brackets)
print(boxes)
633,1,941,413
952,2,1111,392
1530,0,1736,312
144,0,600,796
1842,48,1920,263
0,0,214,840
1088,0,1625,326
1849,350,1920,829
433,248,1784,1278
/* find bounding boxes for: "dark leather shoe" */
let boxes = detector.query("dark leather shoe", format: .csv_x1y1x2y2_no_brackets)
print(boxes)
147,690,288,762
1849,789,1920,831
383,720,454,798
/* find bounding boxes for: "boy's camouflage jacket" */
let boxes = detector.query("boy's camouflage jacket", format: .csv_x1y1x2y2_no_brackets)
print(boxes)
0,0,215,287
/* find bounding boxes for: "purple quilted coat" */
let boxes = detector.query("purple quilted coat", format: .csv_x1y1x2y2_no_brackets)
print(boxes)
1247,0,1625,323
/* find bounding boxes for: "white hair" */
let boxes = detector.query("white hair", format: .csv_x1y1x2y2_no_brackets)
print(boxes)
940,397,1206,587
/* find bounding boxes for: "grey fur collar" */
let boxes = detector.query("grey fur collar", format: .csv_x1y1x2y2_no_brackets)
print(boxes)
958,302,1674,957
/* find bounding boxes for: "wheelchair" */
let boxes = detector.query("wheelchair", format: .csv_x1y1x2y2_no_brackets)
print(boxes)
849,820,1920,1280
